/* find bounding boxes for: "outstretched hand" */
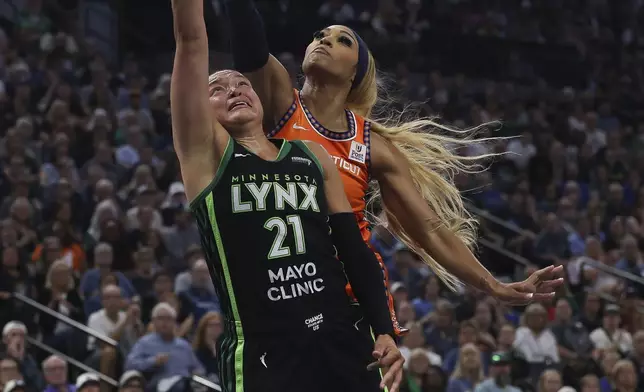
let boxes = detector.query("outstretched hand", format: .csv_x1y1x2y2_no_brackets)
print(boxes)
491,265,565,306
367,334,404,392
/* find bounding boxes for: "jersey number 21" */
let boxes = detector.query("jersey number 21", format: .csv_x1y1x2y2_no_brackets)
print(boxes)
264,215,306,259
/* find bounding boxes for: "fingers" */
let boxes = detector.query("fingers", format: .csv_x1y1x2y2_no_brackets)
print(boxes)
379,358,404,391
527,265,555,283
390,364,403,392
536,278,564,292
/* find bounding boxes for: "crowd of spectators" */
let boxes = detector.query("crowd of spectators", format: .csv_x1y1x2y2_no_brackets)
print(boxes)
2,0,644,392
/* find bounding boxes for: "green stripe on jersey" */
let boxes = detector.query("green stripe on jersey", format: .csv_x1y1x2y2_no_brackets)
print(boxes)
205,192,245,392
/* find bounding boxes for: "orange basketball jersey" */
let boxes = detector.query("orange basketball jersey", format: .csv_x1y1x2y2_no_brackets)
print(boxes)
268,90,372,242
268,90,408,336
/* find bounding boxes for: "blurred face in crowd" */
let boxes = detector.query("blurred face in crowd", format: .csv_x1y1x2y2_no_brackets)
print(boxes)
525,305,548,331
555,299,572,323
153,307,176,338
621,236,639,260
1,221,18,246
434,304,453,328
208,70,263,131
392,286,408,304
603,311,621,331
474,302,492,329
49,261,72,290
580,374,600,392
43,356,67,386
135,247,154,272
0,358,22,385
396,301,415,325
303,26,361,88
614,361,637,390
424,275,440,299
94,179,114,201
460,344,480,372
458,324,477,346
557,197,576,223
544,213,560,232
608,183,624,204
153,273,173,297
120,377,143,392
497,324,515,349
407,349,430,376
634,331,644,358
609,217,624,238
540,370,562,392
585,237,602,259
400,323,425,350
11,197,31,222
2,247,19,269
101,284,123,314
490,360,511,380
191,259,211,289
584,293,601,315
601,350,620,376
3,325,26,348
95,246,113,271
43,236,62,263
205,313,224,343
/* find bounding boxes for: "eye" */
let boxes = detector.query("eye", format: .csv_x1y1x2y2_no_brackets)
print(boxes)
313,31,324,40
209,86,224,96
238,80,249,87
339,36,352,47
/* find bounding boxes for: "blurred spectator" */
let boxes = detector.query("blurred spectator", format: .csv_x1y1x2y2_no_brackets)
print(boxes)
37,259,83,352
514,304,560,375
2,380,27,392
447,343,485,392
192,312,222,385
0,322,43,392
74,373,99,392
0,359,23,392
551,298,593,362
117,371,144,392
42,355,75,392
475,352,521,392
178,259,220,323
125,303,204,391
537,369,563,392
589,304,633,356
611,359,638,392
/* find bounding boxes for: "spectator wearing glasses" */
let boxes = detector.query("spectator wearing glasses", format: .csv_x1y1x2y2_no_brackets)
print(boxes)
42,355,75,392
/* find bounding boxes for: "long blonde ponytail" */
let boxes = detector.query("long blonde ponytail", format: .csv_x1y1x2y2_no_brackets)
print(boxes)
346,49,499,291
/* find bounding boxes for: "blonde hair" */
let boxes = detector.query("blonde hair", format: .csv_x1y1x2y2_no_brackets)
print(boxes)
44,259,75,290
450,343,484,383
346,49,499,291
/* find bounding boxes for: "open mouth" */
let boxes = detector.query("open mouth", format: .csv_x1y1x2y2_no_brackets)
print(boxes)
228,101,251,111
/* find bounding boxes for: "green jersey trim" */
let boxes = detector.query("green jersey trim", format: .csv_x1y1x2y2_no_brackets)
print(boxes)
205,192,245,391
189,137,234,211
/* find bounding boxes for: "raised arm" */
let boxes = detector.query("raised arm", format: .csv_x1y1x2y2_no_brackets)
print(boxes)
171,0,227,201
223,0,294,129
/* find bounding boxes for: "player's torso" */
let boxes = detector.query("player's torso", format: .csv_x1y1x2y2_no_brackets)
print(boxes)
268,91,372,241
191,138,353,337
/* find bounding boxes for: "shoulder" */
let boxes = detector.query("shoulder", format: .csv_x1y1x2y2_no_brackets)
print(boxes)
136,334,157,345
369,131,401,174
298,141,333,176
87,309,103,323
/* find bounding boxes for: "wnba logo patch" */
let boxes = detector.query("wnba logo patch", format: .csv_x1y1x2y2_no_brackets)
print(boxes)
349,141,366,164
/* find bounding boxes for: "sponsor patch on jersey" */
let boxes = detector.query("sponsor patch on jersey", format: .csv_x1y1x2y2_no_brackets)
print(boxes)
291,156,312,166
348,141,366,164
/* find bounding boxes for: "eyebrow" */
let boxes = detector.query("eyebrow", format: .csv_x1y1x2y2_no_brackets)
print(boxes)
322,28,357,45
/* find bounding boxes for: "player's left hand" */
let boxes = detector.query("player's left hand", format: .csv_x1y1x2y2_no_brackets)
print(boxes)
492,265,565,305
368,334,404,392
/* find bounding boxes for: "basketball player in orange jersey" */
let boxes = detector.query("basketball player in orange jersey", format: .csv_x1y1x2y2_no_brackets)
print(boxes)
223,1,564,332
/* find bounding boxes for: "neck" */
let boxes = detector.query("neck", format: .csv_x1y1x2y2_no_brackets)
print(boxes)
301,79,350,131
106,310,119,320
235,132,278,159
463,369,478,381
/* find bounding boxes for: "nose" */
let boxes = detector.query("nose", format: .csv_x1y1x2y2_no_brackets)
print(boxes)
228,85,241,97
319,36,332,47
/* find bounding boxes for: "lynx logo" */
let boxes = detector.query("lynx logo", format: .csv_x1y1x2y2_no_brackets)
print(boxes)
305,313,324,331
291,156,311,166
348,141,366,164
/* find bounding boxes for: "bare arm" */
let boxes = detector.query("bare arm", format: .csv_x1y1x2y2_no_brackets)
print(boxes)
245,56,296,129
370,133,503,293
171,0,227,201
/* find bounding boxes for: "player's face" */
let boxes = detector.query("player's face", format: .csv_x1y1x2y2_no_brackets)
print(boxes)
208,71,263,128
303,25,359,86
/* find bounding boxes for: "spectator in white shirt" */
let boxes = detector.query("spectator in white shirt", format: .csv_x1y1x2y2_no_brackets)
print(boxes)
513,304,560,365
589,304,633,355
505,131,536,170
86,285,143,384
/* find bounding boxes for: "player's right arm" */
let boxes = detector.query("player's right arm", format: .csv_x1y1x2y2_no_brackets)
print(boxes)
171,0,228,201
222,0,294,129
305,141,404,391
